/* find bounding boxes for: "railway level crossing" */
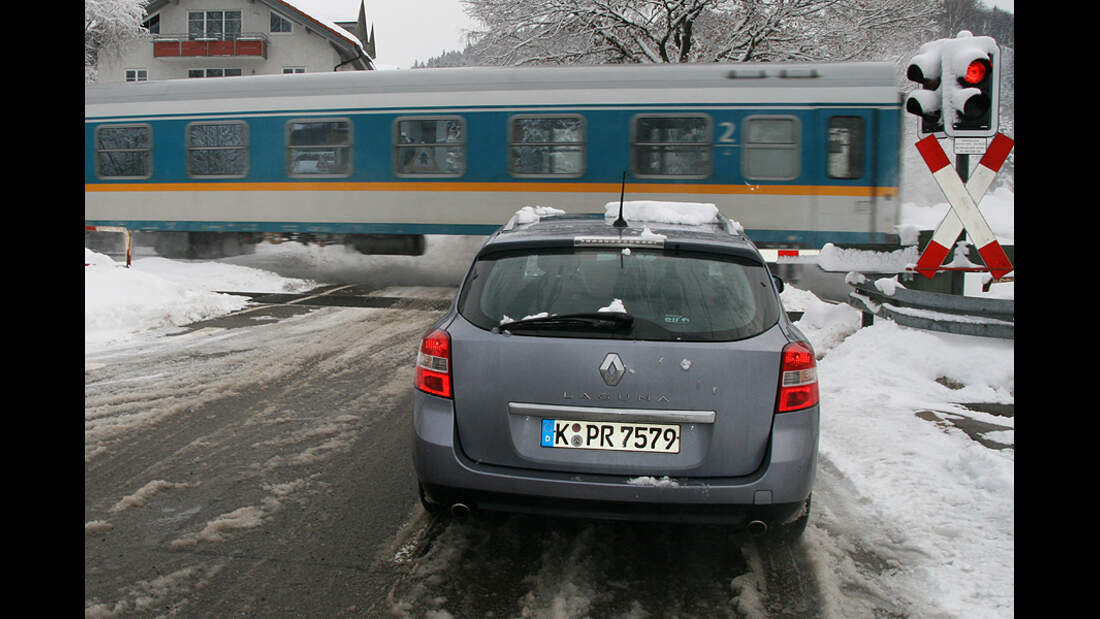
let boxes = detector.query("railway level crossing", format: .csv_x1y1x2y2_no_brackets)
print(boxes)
904,31,1013,282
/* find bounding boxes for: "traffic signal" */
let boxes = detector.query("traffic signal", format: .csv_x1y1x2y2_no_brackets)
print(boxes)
941,33,999,137
904,31,999,138
905,43,944,135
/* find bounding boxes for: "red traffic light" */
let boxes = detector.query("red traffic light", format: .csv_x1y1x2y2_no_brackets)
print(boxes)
962,59,989,85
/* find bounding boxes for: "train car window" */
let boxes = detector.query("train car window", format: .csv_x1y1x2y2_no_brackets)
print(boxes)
187,121,248,178
95,124,152,179
631,115,711,178
394,117,465,177
827,116,865,179
743,116,800,180
286,119,353,177
509,115,584,177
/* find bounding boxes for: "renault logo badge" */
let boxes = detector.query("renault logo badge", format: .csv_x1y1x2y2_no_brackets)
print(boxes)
599,353,626,387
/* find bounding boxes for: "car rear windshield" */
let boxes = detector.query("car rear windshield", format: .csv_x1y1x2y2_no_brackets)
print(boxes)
458,248,781,341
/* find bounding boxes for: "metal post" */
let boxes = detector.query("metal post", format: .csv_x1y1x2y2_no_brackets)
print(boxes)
956,154,970,183
949,153,970,294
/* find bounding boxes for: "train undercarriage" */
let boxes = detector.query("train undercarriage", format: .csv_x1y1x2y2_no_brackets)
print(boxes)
85,230,427,259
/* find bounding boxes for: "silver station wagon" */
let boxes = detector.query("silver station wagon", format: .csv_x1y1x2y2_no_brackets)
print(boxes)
412,202,819,537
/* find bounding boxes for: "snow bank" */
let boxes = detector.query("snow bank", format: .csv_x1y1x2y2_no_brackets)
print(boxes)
785,286,1013,618
815,243,922,273
85,248,316,352
814,322,1013,616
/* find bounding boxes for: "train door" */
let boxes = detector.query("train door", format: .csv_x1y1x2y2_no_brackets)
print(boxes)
822,110,877,241
738,114,804,244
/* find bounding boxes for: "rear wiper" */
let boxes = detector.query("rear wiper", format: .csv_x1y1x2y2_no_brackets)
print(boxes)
499,312,634,332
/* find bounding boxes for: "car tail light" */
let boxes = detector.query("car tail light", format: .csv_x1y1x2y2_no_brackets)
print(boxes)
777,341,818,413
415,329,452,398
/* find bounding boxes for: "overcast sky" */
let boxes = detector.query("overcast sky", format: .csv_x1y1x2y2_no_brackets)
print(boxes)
290,0,1013,70
288,0,477,70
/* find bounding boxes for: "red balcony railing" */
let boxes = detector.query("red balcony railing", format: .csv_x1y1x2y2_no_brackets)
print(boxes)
153,33,268,59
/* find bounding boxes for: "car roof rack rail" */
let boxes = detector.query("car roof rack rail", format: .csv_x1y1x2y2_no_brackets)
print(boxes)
717,213,745,236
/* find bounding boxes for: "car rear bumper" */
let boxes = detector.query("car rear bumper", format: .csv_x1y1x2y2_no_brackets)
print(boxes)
412,391,818,526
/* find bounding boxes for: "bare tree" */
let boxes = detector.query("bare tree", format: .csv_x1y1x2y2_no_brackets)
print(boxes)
461,0,939,66
86,0,150,84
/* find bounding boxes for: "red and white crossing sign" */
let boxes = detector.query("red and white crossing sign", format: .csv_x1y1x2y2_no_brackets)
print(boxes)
913,133,1014,280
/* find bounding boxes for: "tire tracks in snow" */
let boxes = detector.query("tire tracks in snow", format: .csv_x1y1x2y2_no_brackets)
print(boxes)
381,511,821,618
85,299,446,617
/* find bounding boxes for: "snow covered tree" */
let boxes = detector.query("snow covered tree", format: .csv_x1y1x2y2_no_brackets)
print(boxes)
414,44,480,68
460,0,939,66
86,0,150,84
940,0,984,39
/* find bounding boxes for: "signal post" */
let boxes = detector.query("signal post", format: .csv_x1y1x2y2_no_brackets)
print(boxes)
904,31,1013,292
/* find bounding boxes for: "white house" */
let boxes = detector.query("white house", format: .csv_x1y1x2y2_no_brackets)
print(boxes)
97,0,375,83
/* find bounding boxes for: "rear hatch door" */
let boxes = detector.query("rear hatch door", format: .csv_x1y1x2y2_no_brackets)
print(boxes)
448,319,787,477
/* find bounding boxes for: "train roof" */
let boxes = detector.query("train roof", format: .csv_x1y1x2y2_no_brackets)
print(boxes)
85,62,899,108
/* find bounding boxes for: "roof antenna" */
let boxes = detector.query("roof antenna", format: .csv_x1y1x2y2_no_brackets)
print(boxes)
613,171,628,228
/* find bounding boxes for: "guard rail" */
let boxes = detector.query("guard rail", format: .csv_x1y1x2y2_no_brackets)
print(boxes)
846,274,1013,339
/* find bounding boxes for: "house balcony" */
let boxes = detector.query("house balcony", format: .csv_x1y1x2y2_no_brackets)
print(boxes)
153,33,269,59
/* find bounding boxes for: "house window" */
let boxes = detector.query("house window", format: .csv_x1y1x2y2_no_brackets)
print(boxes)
509,115,584,177
143,14,160,34
827,116,865,179
287,119,353,177
283,67,305,74
125,69,148,82
188,68,242,78
95,125,152,179
188,10,242,40
271,12,293,33
632,115,711,178
394,117,465,177
187,121,248,178
743,116,800,180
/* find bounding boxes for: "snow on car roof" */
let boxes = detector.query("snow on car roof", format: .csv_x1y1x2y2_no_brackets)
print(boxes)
505,201,743,232
603,200,715,225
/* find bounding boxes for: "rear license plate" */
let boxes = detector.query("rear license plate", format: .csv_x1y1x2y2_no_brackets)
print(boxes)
540,419,680,453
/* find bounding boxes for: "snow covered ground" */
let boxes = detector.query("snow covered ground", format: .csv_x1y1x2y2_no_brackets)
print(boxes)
84,192,1014,617
779,283,1013,617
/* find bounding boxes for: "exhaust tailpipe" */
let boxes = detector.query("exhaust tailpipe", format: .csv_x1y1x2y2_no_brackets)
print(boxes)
747,520,768,537
450,503,470,518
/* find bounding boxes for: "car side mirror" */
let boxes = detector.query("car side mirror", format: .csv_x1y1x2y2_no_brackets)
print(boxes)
773,275,785,293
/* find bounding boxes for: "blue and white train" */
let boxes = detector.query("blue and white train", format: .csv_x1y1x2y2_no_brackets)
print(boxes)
85,63,902,256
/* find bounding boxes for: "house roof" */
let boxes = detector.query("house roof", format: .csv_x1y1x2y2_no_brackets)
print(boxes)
271,0,369,58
